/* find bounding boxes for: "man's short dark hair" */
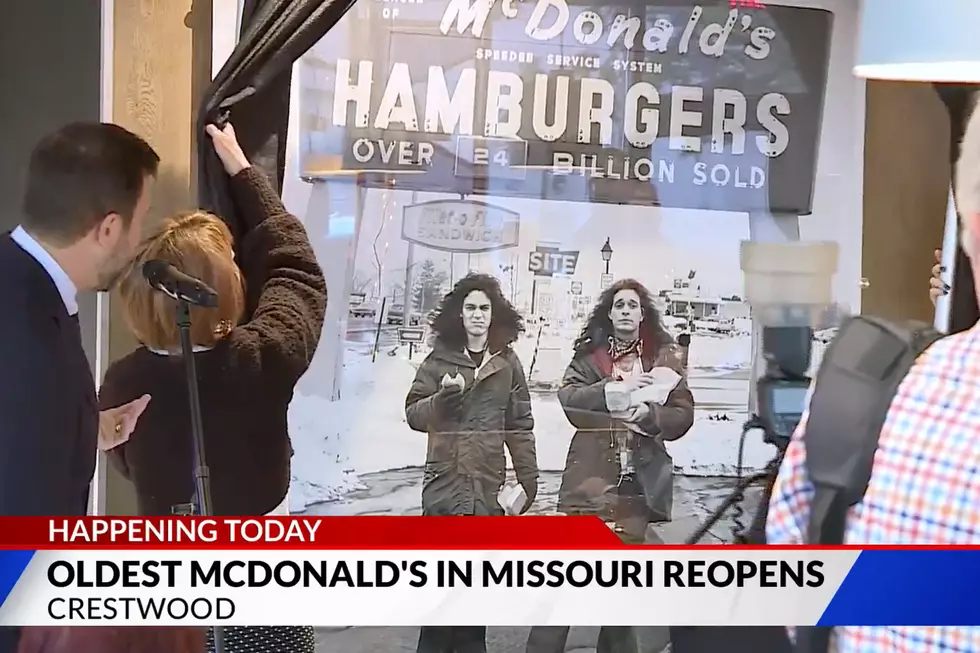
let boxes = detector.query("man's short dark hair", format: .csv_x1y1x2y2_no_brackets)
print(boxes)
22,122,160,245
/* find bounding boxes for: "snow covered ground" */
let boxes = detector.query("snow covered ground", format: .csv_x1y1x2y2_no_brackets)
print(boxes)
286,391,365,513
285,326,815,512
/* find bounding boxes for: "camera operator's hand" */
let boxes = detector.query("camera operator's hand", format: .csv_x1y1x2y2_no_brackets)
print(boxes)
930,248,949,305
434,384,464,421
205,123,250,176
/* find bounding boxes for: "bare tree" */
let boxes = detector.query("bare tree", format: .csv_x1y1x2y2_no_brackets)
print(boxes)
372,192,394,297
350,273,373,295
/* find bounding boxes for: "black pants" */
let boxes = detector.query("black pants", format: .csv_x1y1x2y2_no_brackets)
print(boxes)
417,626,487,653
417,503,497,653
527,482,648,653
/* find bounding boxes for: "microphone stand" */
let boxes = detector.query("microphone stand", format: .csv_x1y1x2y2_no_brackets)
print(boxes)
175,299,225,653
177,299,214,518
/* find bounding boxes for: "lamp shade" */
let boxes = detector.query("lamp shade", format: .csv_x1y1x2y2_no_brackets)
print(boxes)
855,0,980,82
600,238,613,261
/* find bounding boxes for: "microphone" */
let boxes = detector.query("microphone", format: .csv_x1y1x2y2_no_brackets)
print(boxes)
142,259,219,308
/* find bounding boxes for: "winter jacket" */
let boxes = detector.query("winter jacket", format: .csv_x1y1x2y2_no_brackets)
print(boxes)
556,332,694,531
405,343,538,515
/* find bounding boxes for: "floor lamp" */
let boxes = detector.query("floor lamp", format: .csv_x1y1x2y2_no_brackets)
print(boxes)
854,0,980,332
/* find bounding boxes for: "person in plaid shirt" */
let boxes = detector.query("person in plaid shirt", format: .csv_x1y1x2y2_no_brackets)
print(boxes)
767,93,980,652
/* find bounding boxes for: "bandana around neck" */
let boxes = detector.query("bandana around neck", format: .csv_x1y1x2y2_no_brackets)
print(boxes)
608,335,641,362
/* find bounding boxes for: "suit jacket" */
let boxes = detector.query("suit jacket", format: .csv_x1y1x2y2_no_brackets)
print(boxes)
0,232,97,514
0,233,97,653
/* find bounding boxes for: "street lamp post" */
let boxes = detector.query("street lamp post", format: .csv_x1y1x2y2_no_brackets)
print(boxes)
600,238,613,274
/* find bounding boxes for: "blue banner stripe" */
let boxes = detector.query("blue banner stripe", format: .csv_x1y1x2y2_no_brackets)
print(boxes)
819,550,980,626
0,550,35,607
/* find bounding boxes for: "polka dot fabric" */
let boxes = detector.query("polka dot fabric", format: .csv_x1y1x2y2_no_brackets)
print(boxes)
206,626,316,653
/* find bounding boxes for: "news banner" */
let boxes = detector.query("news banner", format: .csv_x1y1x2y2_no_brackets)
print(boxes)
0,517,975,627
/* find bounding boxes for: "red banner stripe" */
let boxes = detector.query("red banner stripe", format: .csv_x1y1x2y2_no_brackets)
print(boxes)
0,516,626,550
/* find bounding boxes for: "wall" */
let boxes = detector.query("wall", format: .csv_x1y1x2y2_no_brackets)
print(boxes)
0,0,105,511
861,81,949,322
0,0,103,371
99,0,214,516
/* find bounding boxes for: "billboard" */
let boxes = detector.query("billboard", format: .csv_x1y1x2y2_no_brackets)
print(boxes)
299,0,833,213
401,199,520,253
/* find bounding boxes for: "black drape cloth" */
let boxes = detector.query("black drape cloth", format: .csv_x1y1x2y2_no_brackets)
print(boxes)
196,0,358,239
935,84,979,333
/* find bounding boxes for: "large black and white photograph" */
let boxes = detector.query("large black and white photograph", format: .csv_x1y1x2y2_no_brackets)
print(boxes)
281,0,864,554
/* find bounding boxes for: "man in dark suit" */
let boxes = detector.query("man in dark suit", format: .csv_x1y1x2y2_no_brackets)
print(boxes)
0,122,160,519
0,123,160,653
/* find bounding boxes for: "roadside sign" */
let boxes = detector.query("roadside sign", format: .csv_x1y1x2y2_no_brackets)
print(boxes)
538,290,554,318
570,281,583,295
528,246,580,277
398,327,426,344
600,273,613,291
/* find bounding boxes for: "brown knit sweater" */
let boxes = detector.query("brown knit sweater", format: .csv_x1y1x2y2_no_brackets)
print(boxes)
98,167,327,516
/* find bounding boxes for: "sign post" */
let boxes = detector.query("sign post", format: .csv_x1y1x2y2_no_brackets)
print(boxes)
371,296,387,363
528,243,576,318
398,326,427,360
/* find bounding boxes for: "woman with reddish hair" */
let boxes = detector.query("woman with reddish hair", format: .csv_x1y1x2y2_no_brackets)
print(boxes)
97,124,324,653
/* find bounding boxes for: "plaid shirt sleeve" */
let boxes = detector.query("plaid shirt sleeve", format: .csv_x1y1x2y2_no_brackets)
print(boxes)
765,403,814,546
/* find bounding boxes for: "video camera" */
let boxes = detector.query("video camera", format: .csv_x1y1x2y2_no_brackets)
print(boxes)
742,240,838,449
685,240,839,545
756,327,812,449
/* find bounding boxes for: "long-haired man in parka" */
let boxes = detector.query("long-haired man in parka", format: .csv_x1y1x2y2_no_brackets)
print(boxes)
405,272,539,653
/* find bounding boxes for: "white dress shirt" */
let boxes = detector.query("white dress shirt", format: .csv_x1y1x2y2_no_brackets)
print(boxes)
11,225,78,316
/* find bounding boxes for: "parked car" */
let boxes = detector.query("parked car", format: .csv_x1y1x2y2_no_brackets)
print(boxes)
700,317,735,335
349,297,378,320
689,316,733,335
386,304,405,325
